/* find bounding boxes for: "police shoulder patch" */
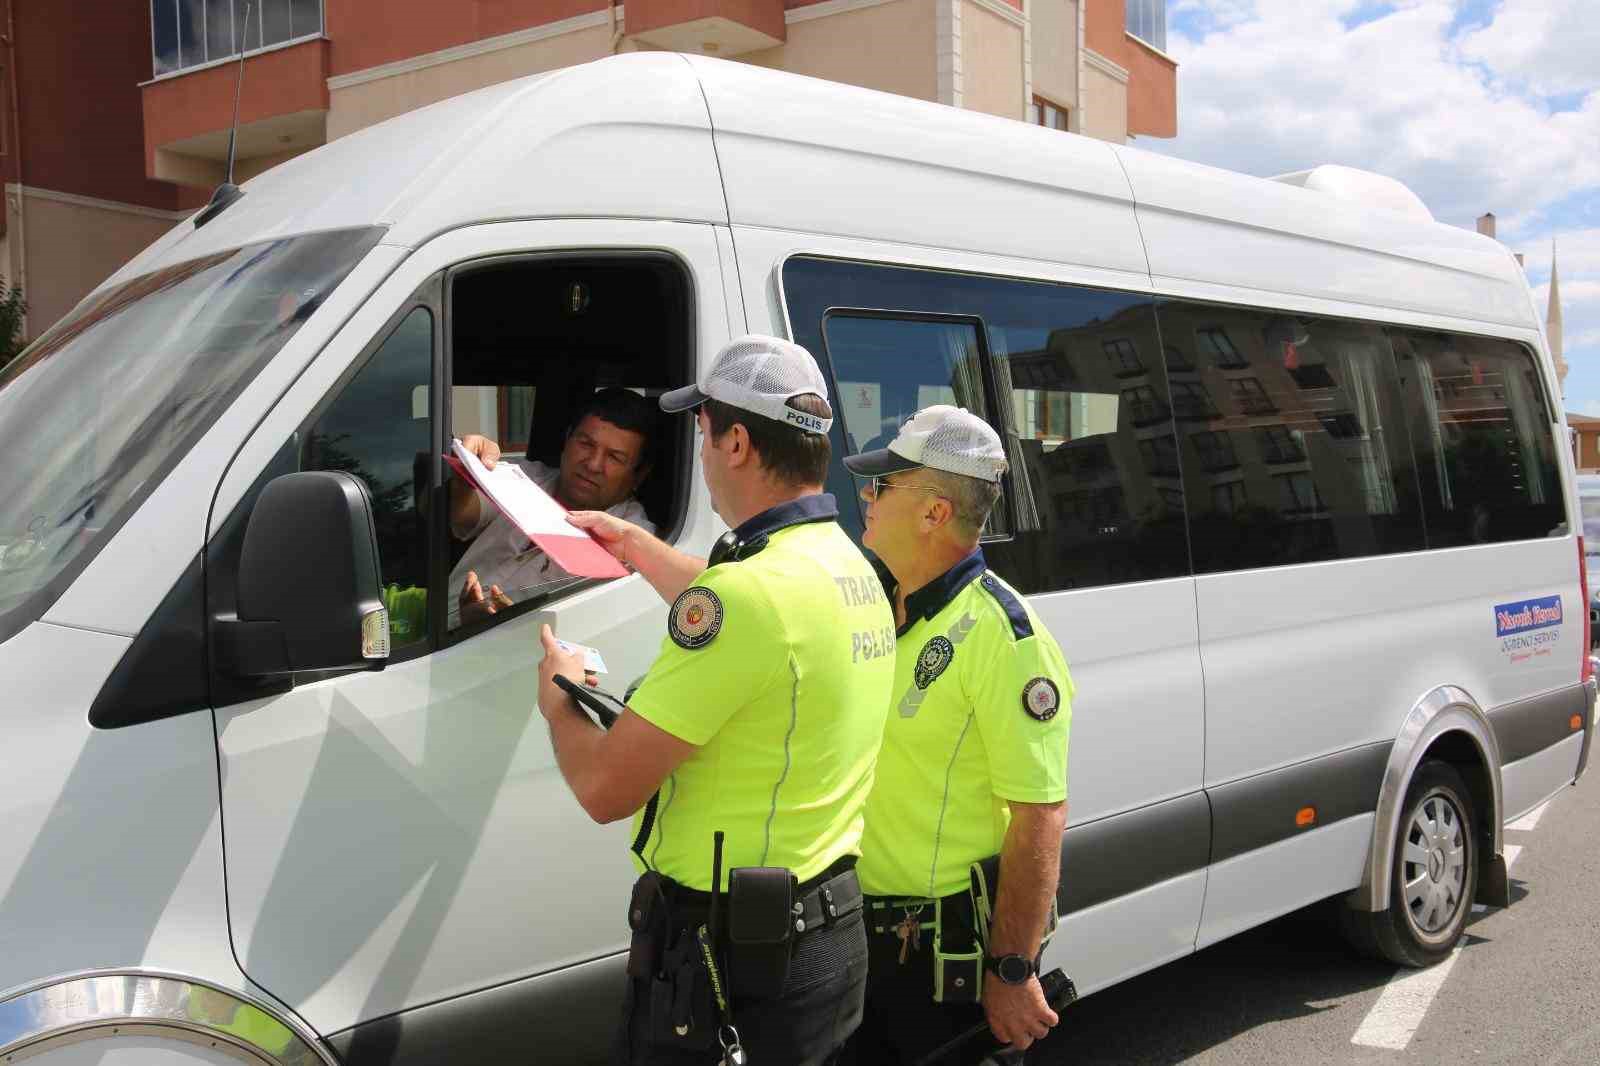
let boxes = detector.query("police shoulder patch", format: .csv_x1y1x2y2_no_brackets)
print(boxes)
914,635,955,690
669,587,723,650
1022,677,1060,721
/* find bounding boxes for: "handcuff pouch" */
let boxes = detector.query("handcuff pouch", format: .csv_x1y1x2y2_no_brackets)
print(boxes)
626,871,667,979
931,896,983,1005
727,866,796,999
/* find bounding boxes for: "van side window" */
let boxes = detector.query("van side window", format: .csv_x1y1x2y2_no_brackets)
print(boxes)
444,254,690,636
1158,300,1426,572
303,307,435,648
783,255,1189,593
1393,332,1564,546
821,312,1007,540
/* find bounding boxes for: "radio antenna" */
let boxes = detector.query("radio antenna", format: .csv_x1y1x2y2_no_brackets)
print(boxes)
195,1,251,228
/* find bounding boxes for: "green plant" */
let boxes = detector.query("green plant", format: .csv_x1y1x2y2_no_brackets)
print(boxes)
0,276,25,373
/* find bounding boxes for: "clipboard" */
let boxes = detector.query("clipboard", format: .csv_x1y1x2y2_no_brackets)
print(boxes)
446,439,627,579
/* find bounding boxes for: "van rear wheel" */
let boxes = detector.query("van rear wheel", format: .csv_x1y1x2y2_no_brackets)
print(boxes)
1341,760,1477,968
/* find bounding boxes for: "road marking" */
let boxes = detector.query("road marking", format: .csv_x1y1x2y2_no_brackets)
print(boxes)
1351,947,1463,1049
1354,845,1525,1048
1508,801,1551,832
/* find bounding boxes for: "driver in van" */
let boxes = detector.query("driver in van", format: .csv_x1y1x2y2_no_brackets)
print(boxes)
449,387,659,625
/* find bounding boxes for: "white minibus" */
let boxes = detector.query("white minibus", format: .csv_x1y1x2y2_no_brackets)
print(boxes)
1,53,1591,1065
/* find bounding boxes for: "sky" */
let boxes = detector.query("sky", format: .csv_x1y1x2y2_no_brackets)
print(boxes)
1144,0,1600,414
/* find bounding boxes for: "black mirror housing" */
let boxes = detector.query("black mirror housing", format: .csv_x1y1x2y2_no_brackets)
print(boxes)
217,471,390,677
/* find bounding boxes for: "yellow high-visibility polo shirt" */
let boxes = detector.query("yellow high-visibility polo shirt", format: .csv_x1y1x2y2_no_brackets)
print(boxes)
628,494,897,890
858,550,1074,899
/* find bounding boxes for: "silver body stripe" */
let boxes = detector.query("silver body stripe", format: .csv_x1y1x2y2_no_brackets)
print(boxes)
927,712,977,896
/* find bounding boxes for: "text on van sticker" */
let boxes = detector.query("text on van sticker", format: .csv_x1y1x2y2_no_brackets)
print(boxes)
1495,596,1563,637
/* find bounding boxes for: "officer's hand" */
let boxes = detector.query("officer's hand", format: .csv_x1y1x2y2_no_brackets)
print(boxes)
460,434,502,470
537,624,588,721
566,511,637,564
983,975,1058,1051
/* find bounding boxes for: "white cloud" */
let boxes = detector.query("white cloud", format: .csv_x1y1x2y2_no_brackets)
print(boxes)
1580,399,1600,417
1458,0,1600,97
1151,1,1600,228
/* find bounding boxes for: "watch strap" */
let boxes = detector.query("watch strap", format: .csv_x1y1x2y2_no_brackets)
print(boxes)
983,953,1036,984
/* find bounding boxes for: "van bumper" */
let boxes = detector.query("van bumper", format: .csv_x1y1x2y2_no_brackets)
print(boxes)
1575,664,1598,784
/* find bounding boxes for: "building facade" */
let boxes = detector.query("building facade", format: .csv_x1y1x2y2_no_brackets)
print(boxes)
0,0,1174,342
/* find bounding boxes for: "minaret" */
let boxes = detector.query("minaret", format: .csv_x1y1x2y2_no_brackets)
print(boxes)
1548,239,1566,391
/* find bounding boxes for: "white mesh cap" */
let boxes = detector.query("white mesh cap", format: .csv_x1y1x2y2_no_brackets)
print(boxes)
842,405,1008,483
659,334,833,435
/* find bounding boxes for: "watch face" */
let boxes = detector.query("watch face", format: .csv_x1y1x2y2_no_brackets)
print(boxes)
998,955,1032,984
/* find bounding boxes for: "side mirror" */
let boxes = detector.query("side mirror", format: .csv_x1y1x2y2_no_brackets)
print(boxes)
216,471,390,677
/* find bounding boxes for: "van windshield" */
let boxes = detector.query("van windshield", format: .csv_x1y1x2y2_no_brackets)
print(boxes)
0,226,385,645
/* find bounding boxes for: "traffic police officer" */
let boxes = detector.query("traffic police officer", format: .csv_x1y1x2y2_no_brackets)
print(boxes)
841,406,1074,1065
537,335,897,1066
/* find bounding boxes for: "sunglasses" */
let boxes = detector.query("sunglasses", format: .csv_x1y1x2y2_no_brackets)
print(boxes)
866,475,947,500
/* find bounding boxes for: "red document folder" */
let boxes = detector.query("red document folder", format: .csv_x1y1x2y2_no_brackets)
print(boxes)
446,443,628,580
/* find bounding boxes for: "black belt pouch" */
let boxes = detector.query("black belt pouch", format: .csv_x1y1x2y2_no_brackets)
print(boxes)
727,866,796,999
626,871,667,979
647,928,716,1052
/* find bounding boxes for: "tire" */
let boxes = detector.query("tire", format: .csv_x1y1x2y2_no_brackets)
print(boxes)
1340,760,1478,968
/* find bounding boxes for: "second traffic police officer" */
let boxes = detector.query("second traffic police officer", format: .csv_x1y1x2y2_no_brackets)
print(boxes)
841,406,1074,1065
536,335,897,1066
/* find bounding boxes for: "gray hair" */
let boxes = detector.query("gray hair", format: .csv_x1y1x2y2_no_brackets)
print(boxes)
923,468,1001,538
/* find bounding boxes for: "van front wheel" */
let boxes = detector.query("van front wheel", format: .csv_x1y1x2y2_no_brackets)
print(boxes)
1342,760,1477,968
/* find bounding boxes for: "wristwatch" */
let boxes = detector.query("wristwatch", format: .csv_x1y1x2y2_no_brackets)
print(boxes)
984,953,1037,985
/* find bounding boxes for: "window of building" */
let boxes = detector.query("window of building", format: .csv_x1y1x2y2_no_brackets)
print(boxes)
152,0,324,77
1157,298,1425,571
1255,425,1304,465
1170,380,1216,420
1103,337,1143,376
1192,430,1237,472
1391,330,1565,547
1140,436,1181,478
1030,95,1070,132
1212,480,1246,515
1196,326,1247,369
1229,377,1276,415
1125,0,1168,52
782,256,1189,594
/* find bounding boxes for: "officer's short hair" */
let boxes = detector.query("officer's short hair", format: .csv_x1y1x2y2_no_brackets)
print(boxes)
923,468,1001,537
705,394,833,487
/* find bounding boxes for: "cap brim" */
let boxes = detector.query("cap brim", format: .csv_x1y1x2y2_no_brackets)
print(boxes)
842,448,923,477
659,385,709,414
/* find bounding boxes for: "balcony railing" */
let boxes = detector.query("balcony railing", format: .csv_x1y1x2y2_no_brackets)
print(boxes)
152,0,323,79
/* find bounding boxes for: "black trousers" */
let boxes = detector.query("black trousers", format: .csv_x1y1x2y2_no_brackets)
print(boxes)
843,902,1025,1066
613,907,869,1066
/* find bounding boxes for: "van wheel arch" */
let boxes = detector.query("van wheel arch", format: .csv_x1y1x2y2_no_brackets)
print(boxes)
0,970,332,1065
1347,686,1506,917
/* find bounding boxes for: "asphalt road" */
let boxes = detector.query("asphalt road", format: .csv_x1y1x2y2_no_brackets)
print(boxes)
1026,761,1600,1066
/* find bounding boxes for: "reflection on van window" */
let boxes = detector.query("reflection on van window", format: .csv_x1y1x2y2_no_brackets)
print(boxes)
822,313,1008,540
783,256,1190,593
303,308,433,648
1394,331,1564,546
1159,301,1426,571
0,226,384,646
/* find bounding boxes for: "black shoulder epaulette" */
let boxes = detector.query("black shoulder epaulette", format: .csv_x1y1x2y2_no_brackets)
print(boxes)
978,572,1032,641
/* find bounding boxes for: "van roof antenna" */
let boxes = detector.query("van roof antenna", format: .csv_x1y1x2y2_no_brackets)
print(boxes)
195,1,252,229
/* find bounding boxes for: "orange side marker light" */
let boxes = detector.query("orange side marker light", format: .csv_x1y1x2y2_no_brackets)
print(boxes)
1571,714,1584,731
1295,806,1317,828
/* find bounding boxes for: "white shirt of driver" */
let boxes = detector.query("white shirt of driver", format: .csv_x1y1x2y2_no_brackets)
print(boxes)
447,459,654,625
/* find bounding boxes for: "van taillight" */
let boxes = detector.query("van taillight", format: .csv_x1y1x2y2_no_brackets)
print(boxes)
1581,537,1593,683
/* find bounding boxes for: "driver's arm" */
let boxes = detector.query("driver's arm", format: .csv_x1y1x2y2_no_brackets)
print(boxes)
450,434,500,539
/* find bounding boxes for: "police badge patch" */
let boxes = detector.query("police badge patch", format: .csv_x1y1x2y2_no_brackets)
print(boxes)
669,587,723,650
1022,677,1060,721
914,636,955,690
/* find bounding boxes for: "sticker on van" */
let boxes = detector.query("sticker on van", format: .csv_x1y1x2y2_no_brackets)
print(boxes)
1496,596,1563,662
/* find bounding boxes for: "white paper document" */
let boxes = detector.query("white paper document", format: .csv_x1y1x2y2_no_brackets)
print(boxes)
450,439,579,537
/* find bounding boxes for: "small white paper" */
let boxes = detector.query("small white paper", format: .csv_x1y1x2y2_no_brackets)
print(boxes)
555,638,608,674
451,438,579,538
